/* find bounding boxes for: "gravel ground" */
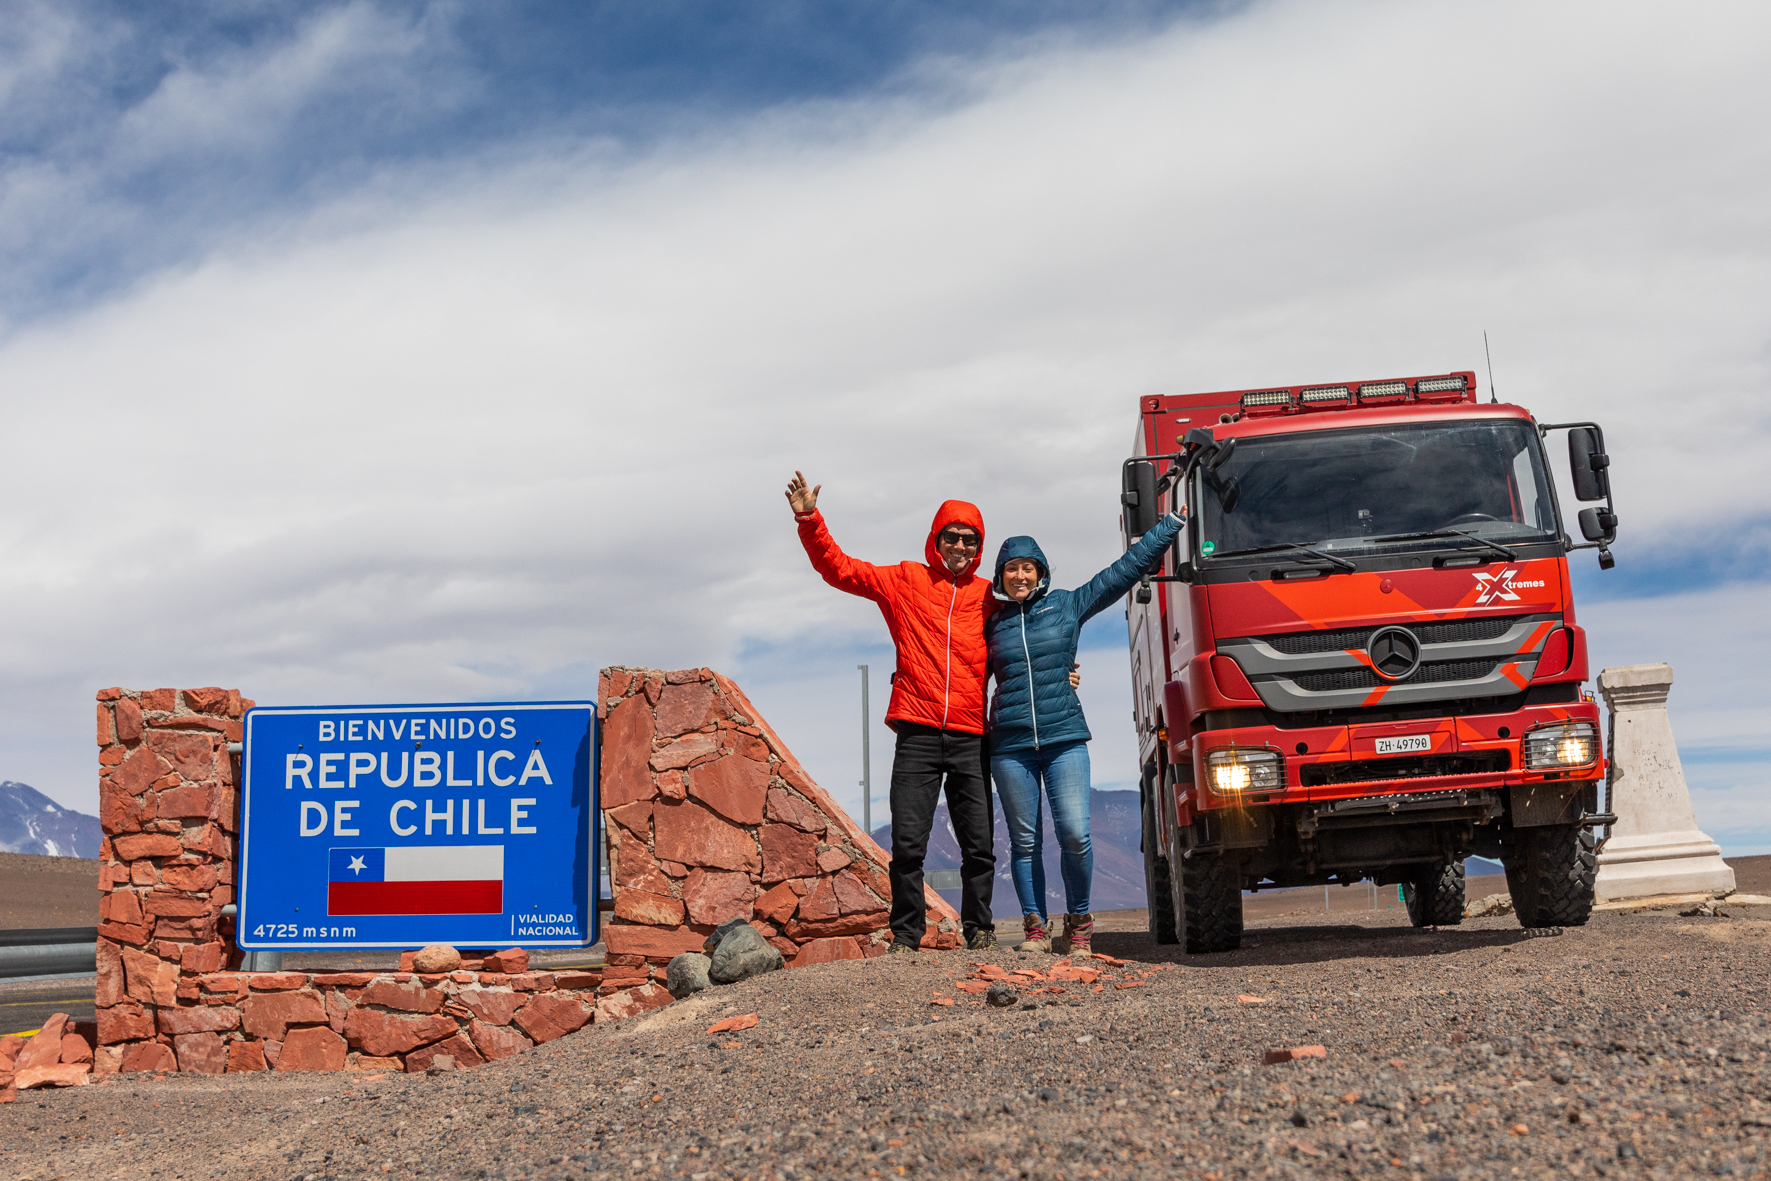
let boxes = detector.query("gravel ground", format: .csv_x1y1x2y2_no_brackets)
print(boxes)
8,901,1770,1181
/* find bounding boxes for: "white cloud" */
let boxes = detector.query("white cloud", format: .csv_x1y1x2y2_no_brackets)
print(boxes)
114,2,441,159
2,0,1769,834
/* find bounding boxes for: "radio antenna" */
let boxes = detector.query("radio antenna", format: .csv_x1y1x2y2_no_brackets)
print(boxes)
1483,330,1499,404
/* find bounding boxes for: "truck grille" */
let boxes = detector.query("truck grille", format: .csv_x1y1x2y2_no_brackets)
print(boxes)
1300,751,1509,787
1264,617,1516,656
1294,659,1499,693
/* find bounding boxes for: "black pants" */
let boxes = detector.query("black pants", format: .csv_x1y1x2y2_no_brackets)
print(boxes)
887,722,995,946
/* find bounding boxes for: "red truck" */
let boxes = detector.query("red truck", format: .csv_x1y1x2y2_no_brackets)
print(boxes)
1121,371,1619,952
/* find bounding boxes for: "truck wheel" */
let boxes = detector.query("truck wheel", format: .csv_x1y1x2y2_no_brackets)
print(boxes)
1142,784,1178,944
1402,860,1466,927
1507,824,1597,928
1173,850,1242,954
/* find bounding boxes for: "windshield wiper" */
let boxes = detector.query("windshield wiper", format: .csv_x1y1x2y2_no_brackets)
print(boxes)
1210,541,1356,572
1365,528,1518,562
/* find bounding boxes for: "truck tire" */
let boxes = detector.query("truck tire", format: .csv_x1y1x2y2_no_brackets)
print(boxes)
1507,824,1597,928
1402,860,1466,927
1142,784,1178,944
1173,850,1242,954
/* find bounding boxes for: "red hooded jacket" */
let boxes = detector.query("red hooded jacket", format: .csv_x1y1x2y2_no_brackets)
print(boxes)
795,500,996,735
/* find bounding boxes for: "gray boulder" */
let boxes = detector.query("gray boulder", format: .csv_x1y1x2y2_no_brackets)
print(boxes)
709,922,783,984
666,952,714,999
703,917,750,955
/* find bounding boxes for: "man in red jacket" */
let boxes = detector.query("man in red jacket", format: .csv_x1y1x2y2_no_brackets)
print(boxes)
786,472,998,951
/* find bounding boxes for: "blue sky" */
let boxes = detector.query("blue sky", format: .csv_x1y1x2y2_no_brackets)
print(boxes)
1,0,1767,857
1,0,1196,324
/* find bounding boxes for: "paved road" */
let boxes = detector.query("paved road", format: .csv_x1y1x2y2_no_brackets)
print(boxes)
0,977,94,1037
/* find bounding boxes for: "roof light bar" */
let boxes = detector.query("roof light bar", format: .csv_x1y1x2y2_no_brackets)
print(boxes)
1414,374,1468,400
1240,389,1293,410
1357,380,1409,403
1299,385,1352,406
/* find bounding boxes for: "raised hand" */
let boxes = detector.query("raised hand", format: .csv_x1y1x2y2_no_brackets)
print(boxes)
785,472,820,514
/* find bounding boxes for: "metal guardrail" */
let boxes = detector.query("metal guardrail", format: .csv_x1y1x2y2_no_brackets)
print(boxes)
0,927,98,981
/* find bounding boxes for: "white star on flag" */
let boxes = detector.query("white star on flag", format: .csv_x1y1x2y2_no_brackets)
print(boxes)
348,856,367,875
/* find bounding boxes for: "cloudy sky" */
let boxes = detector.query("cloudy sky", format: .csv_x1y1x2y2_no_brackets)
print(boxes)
3,0,1768,851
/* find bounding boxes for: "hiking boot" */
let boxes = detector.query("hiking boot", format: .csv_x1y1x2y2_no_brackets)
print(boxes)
966,929,1000,951
1059,913,1094,959
1021,913,1052,953
887,941,919,956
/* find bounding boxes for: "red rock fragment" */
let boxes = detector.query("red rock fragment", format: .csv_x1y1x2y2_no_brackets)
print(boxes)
172,1032,226,1074
654,680,716,737
681,868,753,925
481,948,529,974
706,1013,759,1034
120,1042,177,1073
15,1063,91,1089
753,881,800,924
14,1014,68,1071
653,798,760,872
466,1019,534,1061
789,937,864,967
600,696,658,807
1263,1045,1327,1065
358,978,445,1014
407,1033,486,1072
239,990,328,1039
277,1026,348,1071
226,1041,267,1072
343,1009,457,1057
512,995,592,1044
686,753,767,825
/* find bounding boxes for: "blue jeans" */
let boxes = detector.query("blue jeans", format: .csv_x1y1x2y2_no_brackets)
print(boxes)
990,741,1092,918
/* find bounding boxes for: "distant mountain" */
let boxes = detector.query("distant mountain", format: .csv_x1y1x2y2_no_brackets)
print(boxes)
872,789,1148,918
0,781,101,859
869,794,1509,920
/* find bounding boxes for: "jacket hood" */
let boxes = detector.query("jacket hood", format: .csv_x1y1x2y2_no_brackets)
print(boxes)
924,500,987,579
992,535,1051,601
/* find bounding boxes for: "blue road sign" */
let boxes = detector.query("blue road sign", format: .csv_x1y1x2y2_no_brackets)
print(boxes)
237,701,597,950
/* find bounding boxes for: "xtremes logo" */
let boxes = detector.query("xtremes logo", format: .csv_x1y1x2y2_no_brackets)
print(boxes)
1473,566,1547,606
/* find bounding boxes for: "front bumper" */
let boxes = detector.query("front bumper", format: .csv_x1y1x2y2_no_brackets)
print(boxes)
1175,698,1604,820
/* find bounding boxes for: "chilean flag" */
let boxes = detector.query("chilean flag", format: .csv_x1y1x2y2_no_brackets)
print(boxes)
327,846,504,916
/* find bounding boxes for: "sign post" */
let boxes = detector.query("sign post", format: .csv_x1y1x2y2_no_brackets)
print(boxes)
237,701,597,950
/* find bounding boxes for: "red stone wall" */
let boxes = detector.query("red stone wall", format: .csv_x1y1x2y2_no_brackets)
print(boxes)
85,958,605,1074
94,687,248,1072
596,666,961,987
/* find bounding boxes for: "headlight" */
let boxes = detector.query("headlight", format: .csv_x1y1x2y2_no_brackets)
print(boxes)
1522,721,1598,771
1205,747,1283,795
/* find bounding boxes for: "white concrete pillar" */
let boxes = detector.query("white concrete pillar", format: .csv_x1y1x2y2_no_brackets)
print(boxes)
1593,662,1736,901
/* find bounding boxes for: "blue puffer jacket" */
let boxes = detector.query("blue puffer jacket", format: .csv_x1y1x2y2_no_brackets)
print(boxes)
985,513,1185,753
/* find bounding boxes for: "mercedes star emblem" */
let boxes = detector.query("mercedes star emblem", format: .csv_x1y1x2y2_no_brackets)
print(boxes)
1366,625,1422,681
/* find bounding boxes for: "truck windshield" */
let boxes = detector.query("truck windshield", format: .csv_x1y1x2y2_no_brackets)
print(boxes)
1197,419,1558,558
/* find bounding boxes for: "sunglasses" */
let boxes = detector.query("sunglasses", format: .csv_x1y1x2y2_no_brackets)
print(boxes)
938,530,981,548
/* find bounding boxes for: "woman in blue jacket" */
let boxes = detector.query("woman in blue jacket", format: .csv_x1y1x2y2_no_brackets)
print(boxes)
986,510,1185,957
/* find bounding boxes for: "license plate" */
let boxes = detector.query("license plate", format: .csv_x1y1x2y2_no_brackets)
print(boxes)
1375,734,1433,755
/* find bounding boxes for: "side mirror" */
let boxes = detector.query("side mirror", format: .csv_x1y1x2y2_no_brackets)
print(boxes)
1122,460,1158,540
1578,507,1617,543
1568,427,1610,502
1205,436,1237,472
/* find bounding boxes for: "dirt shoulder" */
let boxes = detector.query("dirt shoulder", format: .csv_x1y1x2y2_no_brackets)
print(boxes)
0,852,99,930
9,899,1770,1180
